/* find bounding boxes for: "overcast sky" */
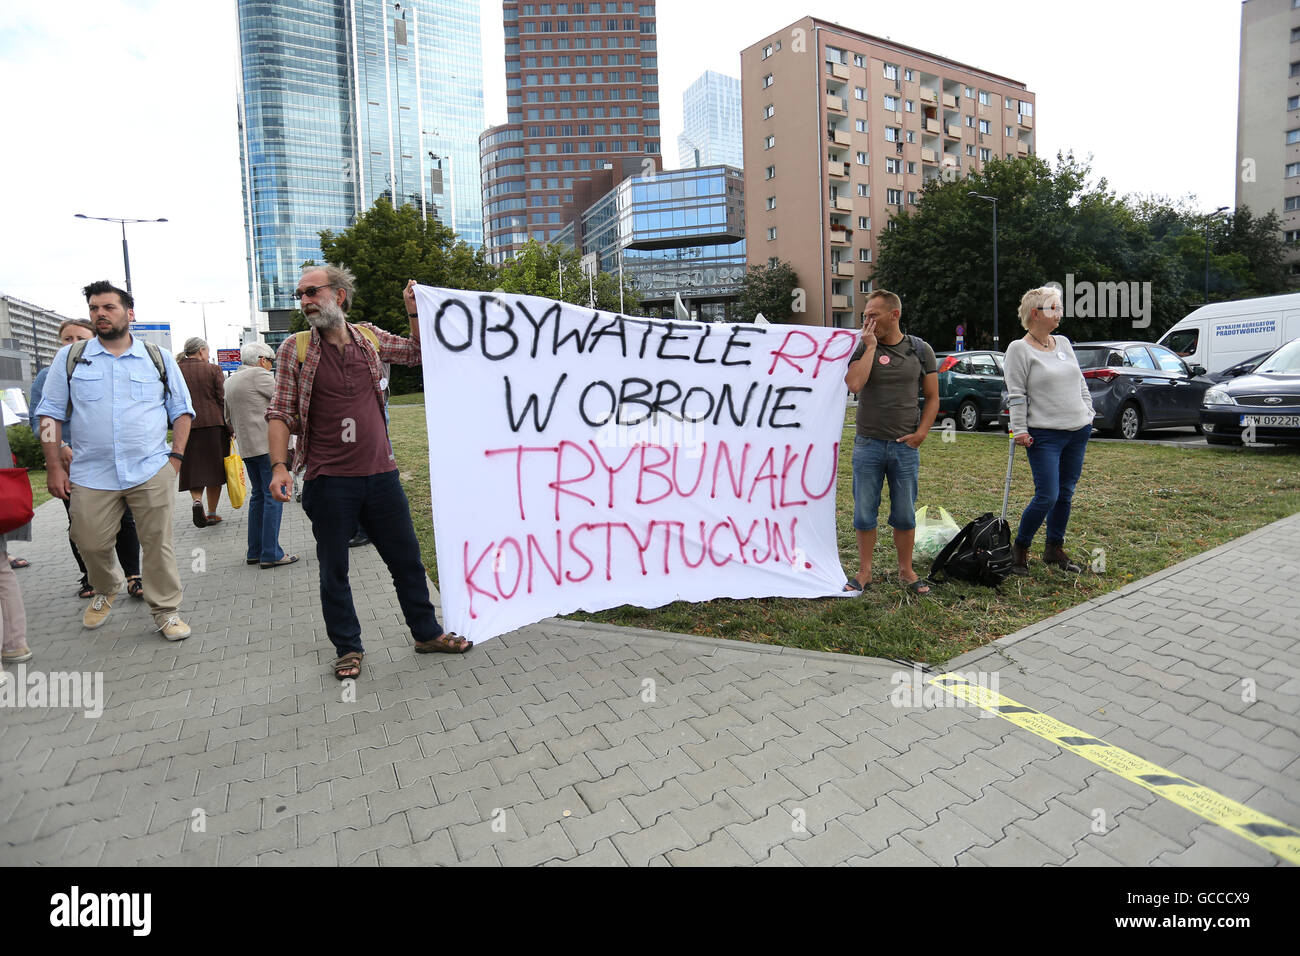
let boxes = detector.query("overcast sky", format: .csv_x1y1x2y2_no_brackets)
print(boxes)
0,0,1241,349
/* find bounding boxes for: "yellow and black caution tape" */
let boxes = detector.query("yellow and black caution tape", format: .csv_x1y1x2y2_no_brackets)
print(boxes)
930,673,1300,865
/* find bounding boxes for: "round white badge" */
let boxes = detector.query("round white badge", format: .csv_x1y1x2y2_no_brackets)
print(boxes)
379,377,389,390
1057,352,1067,361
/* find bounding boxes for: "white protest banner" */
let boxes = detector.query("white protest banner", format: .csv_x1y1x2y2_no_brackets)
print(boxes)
415,286,859,643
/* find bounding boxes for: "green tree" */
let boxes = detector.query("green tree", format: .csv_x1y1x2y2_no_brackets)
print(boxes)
494,240,639,313
316,197,497,391
737,259,800,323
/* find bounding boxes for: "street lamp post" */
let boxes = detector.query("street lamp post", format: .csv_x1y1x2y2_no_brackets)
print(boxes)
73,213,168,294
1204,206,1230,305
180,299,225,350
969,192,999,349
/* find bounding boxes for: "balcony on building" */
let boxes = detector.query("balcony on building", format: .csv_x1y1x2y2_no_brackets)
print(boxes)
828,158,849,178
1016,139,1030,156
830,293,850,310
831,128,852,146
834,260,855,276
920,147,938,164
833,195,853,211
1018,111,1033,129
829,224,851,245
826,94,847,114
919,87,938,105
827,60,849,80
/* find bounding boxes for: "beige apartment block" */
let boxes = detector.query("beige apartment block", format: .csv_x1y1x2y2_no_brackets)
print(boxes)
1237,0,1300,286
741,17,1034,327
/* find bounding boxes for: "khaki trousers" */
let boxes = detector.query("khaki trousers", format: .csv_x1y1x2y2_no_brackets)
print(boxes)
0,549,27,654
71,464,182,626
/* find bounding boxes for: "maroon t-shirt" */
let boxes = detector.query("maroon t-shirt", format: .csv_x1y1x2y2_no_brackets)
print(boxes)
305,340,395,480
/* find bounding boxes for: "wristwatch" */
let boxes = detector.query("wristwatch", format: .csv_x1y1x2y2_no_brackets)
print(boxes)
168,452,184,462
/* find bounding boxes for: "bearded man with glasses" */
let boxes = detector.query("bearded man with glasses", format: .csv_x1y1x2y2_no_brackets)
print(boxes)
266,264,471,682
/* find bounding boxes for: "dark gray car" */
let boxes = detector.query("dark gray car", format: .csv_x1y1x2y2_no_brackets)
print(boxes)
1074,341,1211,440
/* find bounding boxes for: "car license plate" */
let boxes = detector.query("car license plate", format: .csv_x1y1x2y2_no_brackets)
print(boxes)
1239,415,1300,428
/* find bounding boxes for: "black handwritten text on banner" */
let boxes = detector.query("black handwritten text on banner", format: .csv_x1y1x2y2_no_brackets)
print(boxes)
415,287,858,642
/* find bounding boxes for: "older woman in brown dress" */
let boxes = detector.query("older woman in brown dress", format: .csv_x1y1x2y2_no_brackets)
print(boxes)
176,337,230,527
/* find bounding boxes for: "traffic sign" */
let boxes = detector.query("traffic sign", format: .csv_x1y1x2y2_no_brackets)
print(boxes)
217,348,241,372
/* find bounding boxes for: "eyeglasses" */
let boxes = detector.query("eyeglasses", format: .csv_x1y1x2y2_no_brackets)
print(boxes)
292,284,333,300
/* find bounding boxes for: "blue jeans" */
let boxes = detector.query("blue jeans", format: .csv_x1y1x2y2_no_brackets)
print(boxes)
242,454,284,564
851,436,920,532
300,469,444,656
1015,425,1091,548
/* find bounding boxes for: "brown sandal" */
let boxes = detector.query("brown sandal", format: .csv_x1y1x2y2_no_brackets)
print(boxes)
332,652,363,680
126,575,144,599
415,633,473,654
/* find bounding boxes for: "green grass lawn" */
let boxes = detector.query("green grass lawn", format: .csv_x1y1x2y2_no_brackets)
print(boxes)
29,470,51,510
391,405,1300,665
388,392,426,406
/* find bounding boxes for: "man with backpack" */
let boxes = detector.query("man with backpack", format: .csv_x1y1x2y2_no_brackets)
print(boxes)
34,280,196,640
843,290,939,596
266,265,471,682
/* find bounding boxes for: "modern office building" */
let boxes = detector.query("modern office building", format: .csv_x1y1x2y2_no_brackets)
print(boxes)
236,0,484,332
480,0,663,265
677,71,743,170
556,165,747,320
1237,0,1300,285
742,17,1034,327
0,293,72,376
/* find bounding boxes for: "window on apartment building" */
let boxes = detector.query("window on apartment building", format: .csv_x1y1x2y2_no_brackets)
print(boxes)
905,130,915,143
857,183,869,197
856,151,868,164
858,216,869,229
1288,129,1300,145
767,227,778,240
980,147,991,161
978,119,991,134
886,157,900,174
859,280,870,292
855,86,866,100
764,104,775,118
1288,162,1300,177
907,161,916,174
762,43,774,59
1294,27,1300,41
1019,101,1032,117
766,196,776,210
978,90,991,105
905,100,915,112
965,115,974,127
853,54,864,67
884,127,899,142
859,249,872,263
1005,125,1014,136
1287,197,1300,212
966,144,976,156
855,119,868,133
765,164,775,179
964,86,973,98
1291,62,1300,77
1004,96,1015,110
884,95,899,111
887,188,903,204
1287,230,1300,243
1290,95,1300,110
907,191,917,205
763,73,773,87
904,68,914,81
764,135,775,149
883,63,898,81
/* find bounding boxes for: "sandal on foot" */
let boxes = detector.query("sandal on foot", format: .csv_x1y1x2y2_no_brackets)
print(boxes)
332,652,363,680
842,576,871,593
206,514,223,525
77,581,95,599
902,577,933,595
9,557,29,569
260,554,299,569
126,575,144,599
415,633,474,654
192,501,207,528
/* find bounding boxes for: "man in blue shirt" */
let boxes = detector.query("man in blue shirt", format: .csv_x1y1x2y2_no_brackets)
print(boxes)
34,281,196,640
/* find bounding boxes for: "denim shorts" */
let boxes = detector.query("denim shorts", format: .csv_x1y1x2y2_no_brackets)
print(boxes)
851,436,920,532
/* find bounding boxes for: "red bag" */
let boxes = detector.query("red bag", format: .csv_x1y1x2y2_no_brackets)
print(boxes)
0,468,34,535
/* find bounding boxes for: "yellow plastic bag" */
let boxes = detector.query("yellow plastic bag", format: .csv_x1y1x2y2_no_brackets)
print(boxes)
224,440,247,510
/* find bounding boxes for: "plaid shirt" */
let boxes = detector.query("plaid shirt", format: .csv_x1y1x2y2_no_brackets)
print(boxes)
266,321,420,471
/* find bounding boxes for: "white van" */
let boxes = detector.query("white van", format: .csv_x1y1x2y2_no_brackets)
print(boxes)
1158,292,1300,375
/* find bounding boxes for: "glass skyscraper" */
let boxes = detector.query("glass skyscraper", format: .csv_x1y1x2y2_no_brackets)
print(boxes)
677,71,742,170
237,0,483,327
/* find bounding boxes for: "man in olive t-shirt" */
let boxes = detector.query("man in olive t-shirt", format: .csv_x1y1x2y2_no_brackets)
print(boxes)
843,289,939,595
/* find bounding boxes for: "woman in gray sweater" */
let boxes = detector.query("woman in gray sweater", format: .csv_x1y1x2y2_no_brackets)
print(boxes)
1003,286,1095,575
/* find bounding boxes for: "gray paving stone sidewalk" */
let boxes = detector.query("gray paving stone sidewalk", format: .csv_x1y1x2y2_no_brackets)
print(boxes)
1,486,1296,866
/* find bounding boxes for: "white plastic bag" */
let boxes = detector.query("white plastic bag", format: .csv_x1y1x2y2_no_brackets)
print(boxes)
914,505,961,560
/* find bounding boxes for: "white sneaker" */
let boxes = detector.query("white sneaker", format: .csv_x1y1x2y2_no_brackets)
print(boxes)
157,616,192,641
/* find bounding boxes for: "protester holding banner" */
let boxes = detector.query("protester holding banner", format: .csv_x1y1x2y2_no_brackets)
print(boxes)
266,265,471,681
843,290,939,595
177,338,230,528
